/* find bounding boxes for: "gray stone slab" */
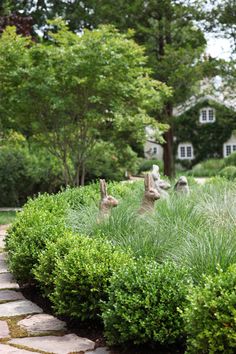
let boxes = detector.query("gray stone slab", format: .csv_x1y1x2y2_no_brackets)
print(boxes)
18,314,67,335
0,290,25,302
0,344,40,353
0,258,8,273
0,224,10,231
0,236,5,248
0,252,8,261
0,300,42,317
0,272,19,290
0,319,10,338
87,347,112,354
9,333,95,354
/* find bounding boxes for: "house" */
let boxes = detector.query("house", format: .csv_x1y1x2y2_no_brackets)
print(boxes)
145,81,236,166
144,126,163,160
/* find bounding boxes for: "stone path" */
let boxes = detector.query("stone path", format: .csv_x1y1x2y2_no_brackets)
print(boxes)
0,224,111,354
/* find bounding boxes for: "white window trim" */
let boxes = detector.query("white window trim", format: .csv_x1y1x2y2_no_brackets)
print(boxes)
199,107,216,123
178,143,194,160
223,143,236,158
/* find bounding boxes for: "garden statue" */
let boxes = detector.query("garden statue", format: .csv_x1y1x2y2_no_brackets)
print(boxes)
139,173,160,214
99,179,119,217
151,164,171,198
174,176,190,195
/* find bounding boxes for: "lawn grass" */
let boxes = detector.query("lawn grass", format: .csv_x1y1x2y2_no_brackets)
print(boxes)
0,211,17,225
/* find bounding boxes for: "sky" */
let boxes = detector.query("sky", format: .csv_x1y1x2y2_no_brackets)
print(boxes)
206,33,234,60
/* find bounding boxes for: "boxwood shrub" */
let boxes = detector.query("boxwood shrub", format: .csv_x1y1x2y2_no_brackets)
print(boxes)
102,260,190,346
33,232,80,297
219,166,236,180
50,235,133,322
6,180,139,284
183,265,236,354
5,193,69,284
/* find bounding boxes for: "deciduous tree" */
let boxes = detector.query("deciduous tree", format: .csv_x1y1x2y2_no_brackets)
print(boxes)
0,22,170,185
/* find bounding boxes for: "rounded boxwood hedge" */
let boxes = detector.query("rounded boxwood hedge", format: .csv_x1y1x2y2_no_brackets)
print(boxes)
6,180,140,284
49,235,133,321
102,260,190,346
5,193,68,284
183,265,236,353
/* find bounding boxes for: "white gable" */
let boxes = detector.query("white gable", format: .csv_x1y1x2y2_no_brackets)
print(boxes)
173,77,236,117
223,133,236,158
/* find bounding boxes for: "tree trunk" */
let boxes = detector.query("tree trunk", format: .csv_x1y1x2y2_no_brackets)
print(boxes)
163,104,174,178
163,127,174,177
80,162,86,186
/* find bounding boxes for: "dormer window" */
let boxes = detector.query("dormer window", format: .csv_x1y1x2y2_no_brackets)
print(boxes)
199,107,215,123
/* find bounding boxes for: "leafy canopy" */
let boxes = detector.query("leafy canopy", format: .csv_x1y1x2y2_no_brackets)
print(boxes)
0,21,170,185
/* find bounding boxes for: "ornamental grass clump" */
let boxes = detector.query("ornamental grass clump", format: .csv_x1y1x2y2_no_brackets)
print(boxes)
102,260,190,346
183,265,236,353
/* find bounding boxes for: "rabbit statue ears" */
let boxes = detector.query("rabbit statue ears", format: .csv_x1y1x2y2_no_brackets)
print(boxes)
144,173,155,191
100,179,108,198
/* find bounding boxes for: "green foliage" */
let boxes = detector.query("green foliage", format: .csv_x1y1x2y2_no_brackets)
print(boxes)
189,158,225,177
0,23,169,186
34,233,83,297
86,142,139,181
174,101,236,166
0,146,31,206
50,235,133,321
224,151,236,166
137,158,163,174
0,139,63,207
5,193,68,284
6,179,137,284
219,166,236,180
69,178,236,283
102,260,190,346
62,180,139,210
0,211,16,225
189,152,236,178
183,265,236,353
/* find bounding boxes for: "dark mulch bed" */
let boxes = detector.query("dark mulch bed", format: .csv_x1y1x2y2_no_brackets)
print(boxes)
22,285,185,354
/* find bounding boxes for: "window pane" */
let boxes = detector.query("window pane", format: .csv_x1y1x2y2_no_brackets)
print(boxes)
226,145,231,156
201,110,207,121
208,109,214,121
180,146,185,158
187,146,192,158
233,145,236,151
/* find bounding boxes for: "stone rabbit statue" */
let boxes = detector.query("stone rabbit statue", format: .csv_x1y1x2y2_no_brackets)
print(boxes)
99,179,119,217
151,164,171,199
139,173,160,214
174,176,190,195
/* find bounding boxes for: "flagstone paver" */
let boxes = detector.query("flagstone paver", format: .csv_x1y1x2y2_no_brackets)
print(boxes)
0,236,5,248
0,290,25,302
0,225,106,354
0,300,43,317
0,344,40,353
0,319,10,338
9,334,95,354
0,252,8,261
0,256,9,273
0,224,10,231
18,314,67,335
0,272,19,290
